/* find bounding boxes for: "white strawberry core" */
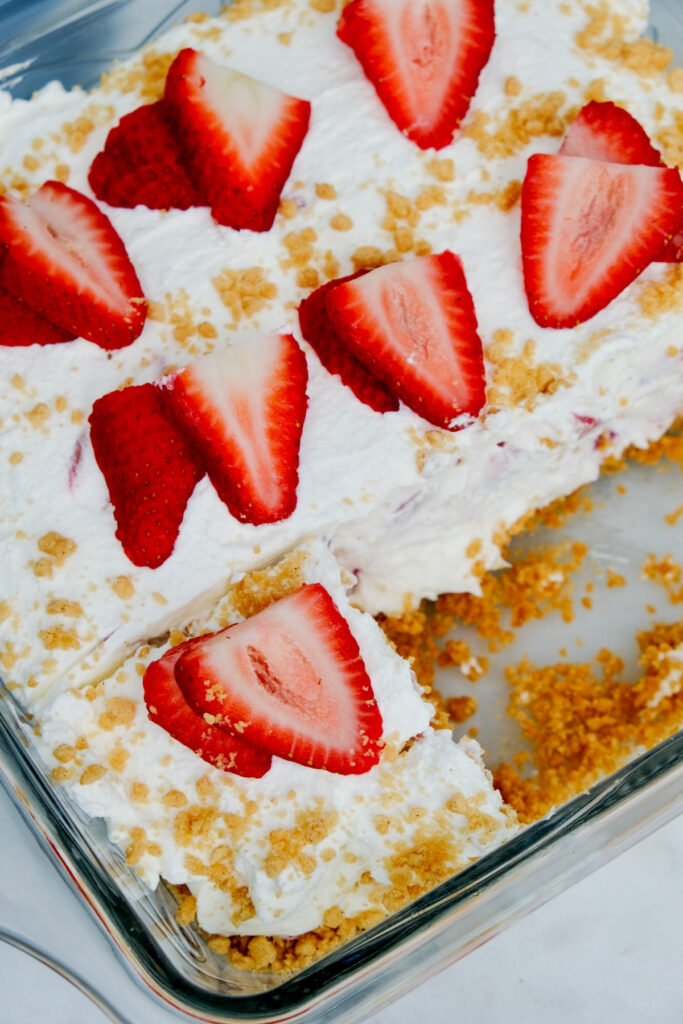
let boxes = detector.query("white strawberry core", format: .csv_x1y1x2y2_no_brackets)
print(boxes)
196,55,290,167
197,593,365,750
376,0,468,129
543,160,670,316
182,334,287,509
25,186,131,314
345,256,474,408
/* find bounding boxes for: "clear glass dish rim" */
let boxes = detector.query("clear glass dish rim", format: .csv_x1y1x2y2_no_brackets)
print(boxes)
0,0,681,1021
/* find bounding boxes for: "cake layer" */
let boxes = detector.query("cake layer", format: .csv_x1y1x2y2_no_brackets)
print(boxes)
35,540,517,938
0,0,682,704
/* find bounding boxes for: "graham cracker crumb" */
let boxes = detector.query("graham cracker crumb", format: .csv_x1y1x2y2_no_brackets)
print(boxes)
80,764,107,786
463,91,569,159
53,744,77,764
111,576,135,600
97,697,137,731
228,549,308,621
330,212,353,231
213,267,277,325
425,157,455,182
278,198,298,219
38,532,76,566
46,598,82,617
495,622,683,823
100,49,178,101
445,695,478,724
265,806,339,879
638,265,683,318
642,553,683,604
576,5,672,77
39,625,80,651
486,337,573,413
504,75,523,97
176,891,198,926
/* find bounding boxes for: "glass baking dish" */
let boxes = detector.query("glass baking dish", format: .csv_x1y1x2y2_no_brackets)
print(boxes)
0,1,681,1021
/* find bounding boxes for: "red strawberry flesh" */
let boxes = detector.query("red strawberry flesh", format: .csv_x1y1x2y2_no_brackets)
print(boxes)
175,583,384,775
337,0,495,150
0,181,146,348
164,48,311,231
89,383,204,567
560,101,664,168
325,250,485,429
143,637,272,777
521,153,683,328
162,333,308,525
298,271,399,413
88,99,201,211
0,254,75,346
559,100,683,264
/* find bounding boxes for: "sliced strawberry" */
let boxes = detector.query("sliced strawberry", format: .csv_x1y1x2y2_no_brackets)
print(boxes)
324,251,485,429
560,101,664,168
337,0,495,150
521,153,683,328
0,255,75,346
298,271,399,414
162,333,308,525
559,101,683,264
164,48,311,231
0,181,146,349
660,223,683,262
89,383,204,568
175,583,384,775
88,100,201,211
143,637,272,777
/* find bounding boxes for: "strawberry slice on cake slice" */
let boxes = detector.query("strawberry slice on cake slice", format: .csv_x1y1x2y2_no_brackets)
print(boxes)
162,332,308,525
174,582,384,775
88,100,201,211
521,153,683,328
298,271,399,414
324,251,485,430
89,383,204,568
337,0,495,150
143,637,272,777
164,48,311,231
0,181,146,348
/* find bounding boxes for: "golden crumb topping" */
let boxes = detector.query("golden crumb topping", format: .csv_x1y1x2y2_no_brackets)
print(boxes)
38,532,76,565
575,4,672,77
213,268,278,325
495,621,683,823
463,91,570,159
39,625,80,651
100,50,178,100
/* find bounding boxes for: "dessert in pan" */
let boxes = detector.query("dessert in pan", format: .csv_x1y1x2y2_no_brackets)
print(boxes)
0,0,681,970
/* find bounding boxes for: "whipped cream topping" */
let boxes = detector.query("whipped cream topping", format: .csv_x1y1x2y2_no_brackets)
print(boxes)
36,540,516,937
0,0,681,709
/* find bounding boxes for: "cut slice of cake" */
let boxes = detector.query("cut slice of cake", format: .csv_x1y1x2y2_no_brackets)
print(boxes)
35,540,517,942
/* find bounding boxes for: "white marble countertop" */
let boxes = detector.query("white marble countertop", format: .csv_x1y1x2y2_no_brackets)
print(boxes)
0,782,681,1024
